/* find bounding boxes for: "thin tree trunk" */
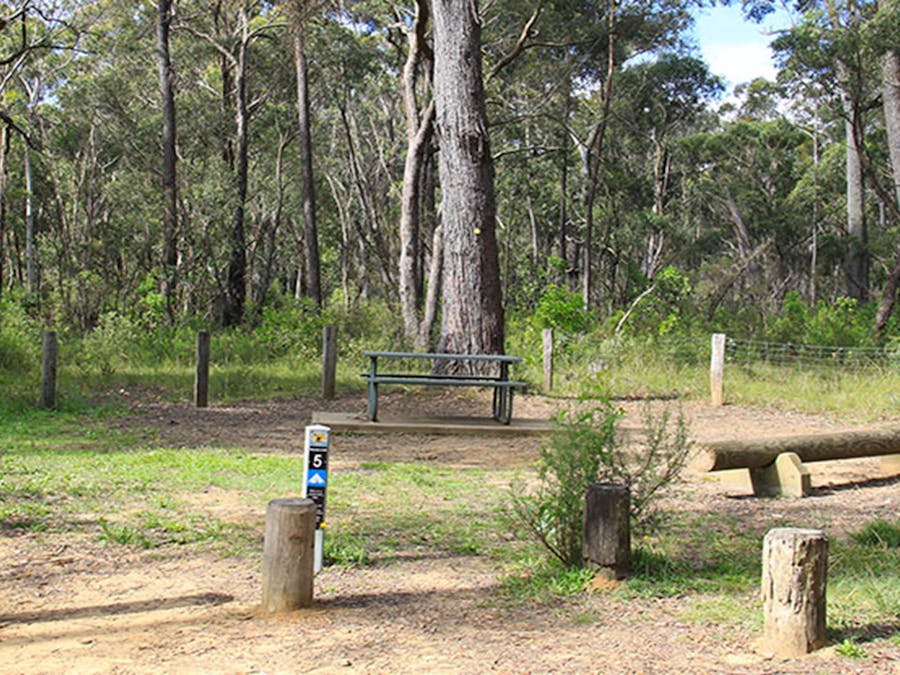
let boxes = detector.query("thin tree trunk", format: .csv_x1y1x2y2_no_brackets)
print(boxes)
399,0,435,345
843,108,868,301
224,19,250,327
24,142,35,295
579,0,616,310
0,125,6,297
875,47,900,331
416,223,443,351
293,15,321,307
433,0,504,364
157,0,179,322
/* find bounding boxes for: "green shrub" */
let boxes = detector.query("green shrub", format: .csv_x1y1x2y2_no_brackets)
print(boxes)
534,285,592,335
509,399,691,567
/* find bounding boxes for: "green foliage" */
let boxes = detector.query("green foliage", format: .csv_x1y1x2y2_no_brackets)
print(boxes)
75,312,140,376
852,519,900,549
510,402,620,567
509,399,690,567
533,285,592,334
835,639,868,659
0,298,39,376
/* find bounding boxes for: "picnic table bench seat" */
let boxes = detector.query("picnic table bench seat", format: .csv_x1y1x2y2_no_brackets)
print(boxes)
362,351,526,424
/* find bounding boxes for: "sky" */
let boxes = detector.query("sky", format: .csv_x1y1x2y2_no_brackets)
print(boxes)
690,4,793,91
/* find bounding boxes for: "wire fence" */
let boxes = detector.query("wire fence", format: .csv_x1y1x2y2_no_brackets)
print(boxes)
545,330,898,373
724,337,897,370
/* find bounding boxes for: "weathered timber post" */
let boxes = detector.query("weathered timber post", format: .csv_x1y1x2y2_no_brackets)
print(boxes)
761,528,828,657
40,330,57,410
261,498,316,612
710,332,725,407
194,330,210,408
542,328,553,394
582,482,630,579
321,325,337,399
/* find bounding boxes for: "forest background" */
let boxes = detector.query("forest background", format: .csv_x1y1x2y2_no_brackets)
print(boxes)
0,0,899,400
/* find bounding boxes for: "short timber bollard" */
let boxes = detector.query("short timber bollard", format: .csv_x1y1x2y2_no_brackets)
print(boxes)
40,330,57,410
194,330,210,408
710,332,725,407
761,528,828,657
582,482,630,579
321,325,337,400
261,498,316,613
542,328,553,394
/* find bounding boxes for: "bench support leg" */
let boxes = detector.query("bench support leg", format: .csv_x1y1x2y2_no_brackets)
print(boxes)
881,454,900,476
749,452,811,498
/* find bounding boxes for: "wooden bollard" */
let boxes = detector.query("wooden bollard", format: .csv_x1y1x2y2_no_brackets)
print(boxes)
321,325,337,399
40,330,57,410
194,330,210,408
542,328,553,393
582,482,630,579
261,498,316,613
710,332,725,407
761,528,828,657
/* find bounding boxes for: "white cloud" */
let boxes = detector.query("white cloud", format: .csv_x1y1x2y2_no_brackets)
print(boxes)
703,42,777,89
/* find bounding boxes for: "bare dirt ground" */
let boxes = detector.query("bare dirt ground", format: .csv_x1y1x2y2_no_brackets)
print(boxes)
1,390,898,674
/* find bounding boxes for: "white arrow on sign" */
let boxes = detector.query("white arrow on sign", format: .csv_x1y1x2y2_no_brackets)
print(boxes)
308,472,326,486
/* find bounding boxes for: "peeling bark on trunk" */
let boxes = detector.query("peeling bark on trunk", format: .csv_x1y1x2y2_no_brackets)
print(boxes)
433,0,504,367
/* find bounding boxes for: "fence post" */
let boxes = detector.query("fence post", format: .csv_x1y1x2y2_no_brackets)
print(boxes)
761,528,828,657
542,328,553,394
710,332,726,407
194,330,210,408
321,325,337,399
40,330,57,410
261,498,316,612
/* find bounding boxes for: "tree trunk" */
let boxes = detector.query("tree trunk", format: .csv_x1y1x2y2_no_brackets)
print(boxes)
24,142,35,296
293,15,321,308
223,19,251,327
0,125,6,297
824,0,868,301
843,110,868,301
157,0,179,322
399,0,435,345
876,48,900,331
433,0,504,364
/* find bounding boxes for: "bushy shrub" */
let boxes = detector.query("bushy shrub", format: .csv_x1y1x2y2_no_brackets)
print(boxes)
0,297,39,375
509,399,691,567
534,285,592,335
76,312,140,376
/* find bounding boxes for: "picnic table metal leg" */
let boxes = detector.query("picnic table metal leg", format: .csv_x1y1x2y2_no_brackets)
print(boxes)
367,355,379,421
367,382,378,421
499,387,513,424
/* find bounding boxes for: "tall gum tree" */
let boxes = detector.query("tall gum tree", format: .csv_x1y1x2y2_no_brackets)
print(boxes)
432,0,504,363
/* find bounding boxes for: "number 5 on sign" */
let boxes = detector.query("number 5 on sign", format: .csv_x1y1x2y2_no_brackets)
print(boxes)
302,424,331,573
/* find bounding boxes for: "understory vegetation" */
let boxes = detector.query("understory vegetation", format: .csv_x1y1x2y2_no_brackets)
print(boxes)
1,293,898,658
2,286,898,418
1,409,897,653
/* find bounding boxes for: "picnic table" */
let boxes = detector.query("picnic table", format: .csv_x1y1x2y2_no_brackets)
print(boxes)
362,351,526,424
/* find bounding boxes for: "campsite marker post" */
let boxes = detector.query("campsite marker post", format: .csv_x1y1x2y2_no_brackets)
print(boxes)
302,424,330,573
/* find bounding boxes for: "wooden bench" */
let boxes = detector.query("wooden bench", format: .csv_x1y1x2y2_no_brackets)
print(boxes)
362,351,526,424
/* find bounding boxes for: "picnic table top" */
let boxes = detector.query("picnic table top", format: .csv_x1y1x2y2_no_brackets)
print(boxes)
363,351,522,363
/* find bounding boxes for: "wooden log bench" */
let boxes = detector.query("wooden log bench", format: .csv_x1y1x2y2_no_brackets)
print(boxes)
362,351,526,424
691,427,900,497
